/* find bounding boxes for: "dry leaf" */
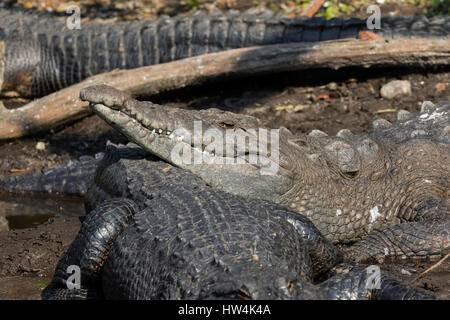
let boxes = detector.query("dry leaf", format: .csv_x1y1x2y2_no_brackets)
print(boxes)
315,94,330,101
375,109,396,114
435,82,446,92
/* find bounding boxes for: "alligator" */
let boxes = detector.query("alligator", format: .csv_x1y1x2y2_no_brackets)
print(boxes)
41,143,434,300
1,8,449,97
77,85,449,266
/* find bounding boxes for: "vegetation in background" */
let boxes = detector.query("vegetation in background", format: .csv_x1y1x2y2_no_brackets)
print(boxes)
13,0,450,18
183,0,450,18
426,0,450,15
320,1,355,19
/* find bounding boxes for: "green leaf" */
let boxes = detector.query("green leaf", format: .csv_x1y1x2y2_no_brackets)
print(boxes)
325,5,339,19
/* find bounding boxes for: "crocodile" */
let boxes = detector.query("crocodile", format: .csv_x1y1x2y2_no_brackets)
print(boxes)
78,85,449,265
41,143,434,300
1,8,449,97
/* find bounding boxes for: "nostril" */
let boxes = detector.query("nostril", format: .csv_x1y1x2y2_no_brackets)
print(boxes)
344,171,358,179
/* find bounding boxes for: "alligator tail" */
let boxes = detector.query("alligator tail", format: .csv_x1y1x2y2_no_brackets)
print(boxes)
0,153,104,197
1,9,449,97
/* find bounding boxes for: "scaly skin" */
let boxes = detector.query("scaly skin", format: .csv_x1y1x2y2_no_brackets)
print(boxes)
42,143,433,300
81,85,450,264
1,8,449,97
0,153,103,196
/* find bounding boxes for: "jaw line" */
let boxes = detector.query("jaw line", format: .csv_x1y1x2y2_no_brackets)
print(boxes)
90,102,268,169
90,102,293,202
91,102,185,165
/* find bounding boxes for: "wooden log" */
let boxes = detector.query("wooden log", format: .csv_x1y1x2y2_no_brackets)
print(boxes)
0,37,449,141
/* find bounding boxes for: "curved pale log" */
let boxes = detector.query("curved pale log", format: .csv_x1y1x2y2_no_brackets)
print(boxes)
0,38,449,140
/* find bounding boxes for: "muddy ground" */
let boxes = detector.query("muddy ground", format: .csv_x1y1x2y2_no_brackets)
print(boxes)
0,217,80,299
0,1,449,300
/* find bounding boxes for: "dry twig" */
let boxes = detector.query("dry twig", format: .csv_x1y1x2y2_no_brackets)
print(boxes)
413,252,450,282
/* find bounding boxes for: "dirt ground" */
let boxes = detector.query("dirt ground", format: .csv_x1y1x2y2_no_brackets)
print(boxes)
0,0,449,300
0,217,81,299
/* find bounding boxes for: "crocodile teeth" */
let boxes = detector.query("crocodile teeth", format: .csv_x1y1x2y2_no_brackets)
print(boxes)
158,129,163,134
151,129,156,134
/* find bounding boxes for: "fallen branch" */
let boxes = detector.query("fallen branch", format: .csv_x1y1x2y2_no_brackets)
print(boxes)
0,37,449,140
301,0,326,17
412,252,450,282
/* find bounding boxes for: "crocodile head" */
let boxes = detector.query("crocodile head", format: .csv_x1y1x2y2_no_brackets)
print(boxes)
81,85,302,203
81,85,450,243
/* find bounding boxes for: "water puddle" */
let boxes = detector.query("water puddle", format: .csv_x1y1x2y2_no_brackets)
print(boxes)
6,214,55,230
0,194,84,231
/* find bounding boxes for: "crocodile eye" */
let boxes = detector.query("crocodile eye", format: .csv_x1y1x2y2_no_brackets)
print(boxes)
324,141,361,176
